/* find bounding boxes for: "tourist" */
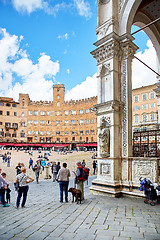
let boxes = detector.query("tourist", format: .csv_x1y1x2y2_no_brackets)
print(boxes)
15,163,22,175
51,161,57,181
57,163,70,203
33,160,41,183
41,159,46,171
75,161,84,200
7,156,11,167
0,172,10,207
93,160,97,175
56,162,61,175
82,159,86,167
29,158,33,169
15,167,34,208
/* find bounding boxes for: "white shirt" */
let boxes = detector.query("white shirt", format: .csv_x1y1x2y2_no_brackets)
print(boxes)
0,174,8,188
16,173,30,187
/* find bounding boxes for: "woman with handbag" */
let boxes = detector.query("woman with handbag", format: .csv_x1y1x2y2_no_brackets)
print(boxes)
15,167,34,208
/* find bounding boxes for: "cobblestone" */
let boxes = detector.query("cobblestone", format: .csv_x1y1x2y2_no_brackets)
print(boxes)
0,176,160,240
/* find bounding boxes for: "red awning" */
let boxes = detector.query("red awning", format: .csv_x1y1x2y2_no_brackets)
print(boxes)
76,143,97,147
0,143,70,148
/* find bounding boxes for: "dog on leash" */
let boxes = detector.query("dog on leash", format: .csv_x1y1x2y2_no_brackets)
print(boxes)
68,188,82,204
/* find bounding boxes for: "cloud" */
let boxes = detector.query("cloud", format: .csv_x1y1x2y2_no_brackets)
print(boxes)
12,0,43,14
11,0,92,19
67,69,70,74
132,39,157,89
0,28,59,101
65,40,158,101
57,33,69,40
65,73,97,101
73,0,92,19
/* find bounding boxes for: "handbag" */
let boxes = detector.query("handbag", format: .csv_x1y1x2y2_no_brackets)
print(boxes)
14,182,19,191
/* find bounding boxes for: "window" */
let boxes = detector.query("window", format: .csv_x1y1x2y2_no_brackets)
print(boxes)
142,93,147,101
28,111,32,115
56,120,60,124
0,122,2,125
72,110,76,115
80,110,83,114
35,136,38,140
56,111,60,116
142,104,147,110
65,120,68,124
150,114,155,121
0,111,2,115
12,133,16,137
57,102,60,107
150,103,155,108
40,131,44,135
72,120,76,124
34,131,38,135
12,104,17,108
86,137,88,142
40,121,44,125
80,120,83,124
57,89,60,93
72,131,76,134
41,111,45,115
65,131,68,135
65,110,69,115
56,131,60,135
21,132,25,138
86,120,89,124
7,111,10,116
80,136,82,141
57,138,60,142
134,115,139,123
47,131,51,135
91,130,95,134
91,119,94,123
133,106,140,111
134,95,139,103
28,131,32,134
65,138,68,142
14,112,17,116
0,102,4,106
28,120,32,124
6,103,11,107
47,111,51,116
150,92,155,99
80,131,83,134
22,112,25,117
22,99,25,103
86,109,89,113
34,120,38,125
34,111,38,116
47,120,51,125
72,137,75,141
86,130,89,135
143,115,147,122
57,95,60,99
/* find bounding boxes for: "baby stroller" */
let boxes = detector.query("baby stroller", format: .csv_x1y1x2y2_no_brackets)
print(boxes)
140,177,160,206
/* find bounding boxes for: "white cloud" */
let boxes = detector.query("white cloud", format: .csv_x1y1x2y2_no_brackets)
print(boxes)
132,40,157,89
67,69,70,74
73,0,92,19
65,73,97,101
57,33,69,40
12,0,43,14
65,40,158,101
11,0,92,19
0,28,60,101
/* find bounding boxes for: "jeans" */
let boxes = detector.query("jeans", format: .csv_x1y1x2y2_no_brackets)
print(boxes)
0,188,6,205
16,186,29,207
35,172,39,183
59,181,69,202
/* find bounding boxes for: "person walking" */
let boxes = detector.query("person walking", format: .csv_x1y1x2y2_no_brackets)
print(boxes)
33,160,41,183
15,163,22,175
15,167,34,208
93,160,97,175
51,162,57,181
75,161,84,200
56,162,61,175
0,172,10,207
57,163,70,203
29,158,33,169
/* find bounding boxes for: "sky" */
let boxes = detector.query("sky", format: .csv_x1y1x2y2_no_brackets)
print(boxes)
0,0,158,102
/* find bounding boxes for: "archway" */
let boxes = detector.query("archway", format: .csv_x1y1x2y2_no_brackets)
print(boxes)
90,0,160,196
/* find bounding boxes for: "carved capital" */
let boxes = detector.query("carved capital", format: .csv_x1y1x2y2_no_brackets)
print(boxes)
98,0,110,5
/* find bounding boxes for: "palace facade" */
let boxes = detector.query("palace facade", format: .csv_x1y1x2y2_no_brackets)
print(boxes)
0,83,158,148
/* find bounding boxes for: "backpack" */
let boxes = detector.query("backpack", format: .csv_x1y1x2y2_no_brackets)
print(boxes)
82,167,90,181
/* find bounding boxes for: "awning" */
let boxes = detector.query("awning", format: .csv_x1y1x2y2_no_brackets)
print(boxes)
76,143,97,147
0,143,70,148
